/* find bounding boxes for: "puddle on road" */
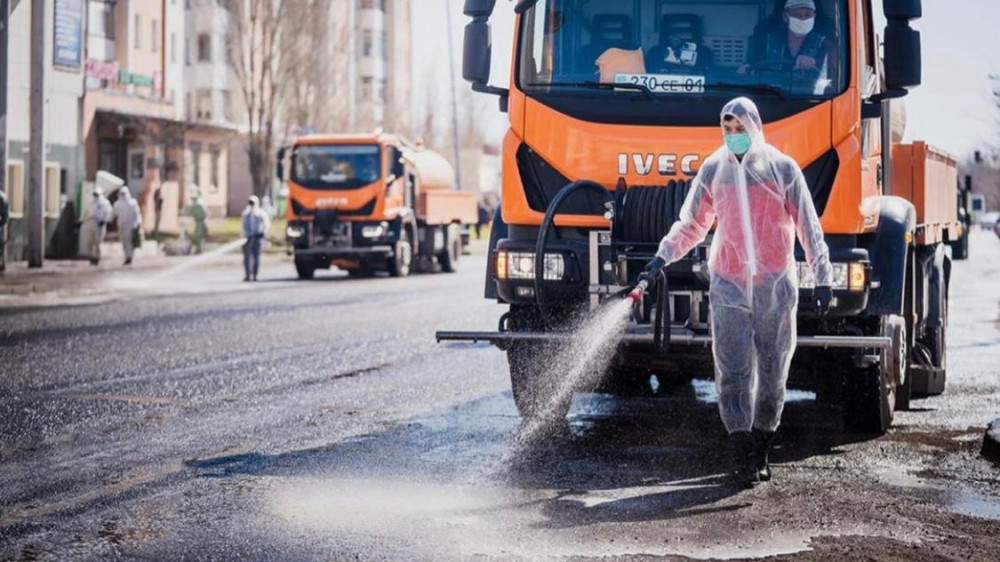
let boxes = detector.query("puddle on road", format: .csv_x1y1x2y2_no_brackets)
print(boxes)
268,476,821,560
948,487,1000,521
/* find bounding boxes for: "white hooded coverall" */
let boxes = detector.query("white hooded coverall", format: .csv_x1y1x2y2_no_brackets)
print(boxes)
81,192,113,261
655,97,833,434
113,190,141,260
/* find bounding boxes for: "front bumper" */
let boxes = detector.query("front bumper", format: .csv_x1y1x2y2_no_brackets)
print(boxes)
493,236,871,317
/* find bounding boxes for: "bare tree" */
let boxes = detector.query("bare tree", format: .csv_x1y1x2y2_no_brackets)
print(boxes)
220,0,288,199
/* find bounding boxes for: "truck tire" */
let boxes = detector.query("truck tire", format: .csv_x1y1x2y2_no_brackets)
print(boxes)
884,316,911,411
508,341,572,428
388,231,412,277
295,258,316,280
439,227,461,273
844,363,895,435
949,230,969,261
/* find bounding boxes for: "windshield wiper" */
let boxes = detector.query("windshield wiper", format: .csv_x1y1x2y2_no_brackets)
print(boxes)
544,81,658,102
704,82,788,101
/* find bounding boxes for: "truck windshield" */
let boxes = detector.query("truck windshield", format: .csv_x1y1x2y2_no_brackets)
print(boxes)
518,0,849,101
291,144,382,190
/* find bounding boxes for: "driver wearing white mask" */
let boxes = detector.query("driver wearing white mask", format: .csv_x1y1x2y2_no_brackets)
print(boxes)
738,0,837,83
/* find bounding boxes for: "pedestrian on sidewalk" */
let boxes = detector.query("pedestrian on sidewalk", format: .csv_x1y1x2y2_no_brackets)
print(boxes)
0,189,8,273
241,195,269,281
641,97,833,488
81,187,113,266
113,186,142,265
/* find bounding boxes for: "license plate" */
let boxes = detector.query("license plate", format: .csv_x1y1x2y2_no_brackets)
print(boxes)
615,73,706,94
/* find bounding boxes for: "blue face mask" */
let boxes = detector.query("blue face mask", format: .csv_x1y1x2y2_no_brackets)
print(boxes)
725,132,752,156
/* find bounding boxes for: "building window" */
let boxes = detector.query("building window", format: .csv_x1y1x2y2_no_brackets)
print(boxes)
191,143,202,189
380,31,387,59
196,90,213,120
362,30,373,57
152,19,159,52
134,14,141,49
185,38,191,65
210,148,220,192
6,160,25,216
361,77,373,100
44,164,62,217
89,1,115,39
171,32,177,63
361,0,386,10
197,34,211,62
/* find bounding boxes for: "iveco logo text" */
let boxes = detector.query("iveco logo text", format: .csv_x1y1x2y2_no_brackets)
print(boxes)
618,153,701,177
316,197,350,207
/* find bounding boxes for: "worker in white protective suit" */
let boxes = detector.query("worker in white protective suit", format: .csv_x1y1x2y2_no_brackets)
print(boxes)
640,97,833,487
81,187,113,265
241,195,269,281
113,186,142,265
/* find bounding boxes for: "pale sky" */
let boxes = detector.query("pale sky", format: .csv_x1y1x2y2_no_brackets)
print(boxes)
413,0,1000,156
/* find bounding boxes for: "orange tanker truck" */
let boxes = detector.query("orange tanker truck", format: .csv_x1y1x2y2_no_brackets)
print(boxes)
438,0,962,434
279,133,478,279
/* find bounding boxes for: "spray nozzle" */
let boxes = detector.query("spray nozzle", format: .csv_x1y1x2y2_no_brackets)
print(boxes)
628,279,649,303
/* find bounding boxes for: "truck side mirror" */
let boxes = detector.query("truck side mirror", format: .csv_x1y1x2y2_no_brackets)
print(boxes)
276,147,286,180
883,0,921,20
463,0,496,17
884,22,920,91
882,0,922,95
391,148,405,179
462,0,508,111
463,21,492,85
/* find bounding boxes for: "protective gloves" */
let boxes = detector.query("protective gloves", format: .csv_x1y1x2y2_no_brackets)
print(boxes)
813,285,833,315
637,257,666,288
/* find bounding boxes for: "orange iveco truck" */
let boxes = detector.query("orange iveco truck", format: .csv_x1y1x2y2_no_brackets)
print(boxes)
438,0,962,434
279,133,477,279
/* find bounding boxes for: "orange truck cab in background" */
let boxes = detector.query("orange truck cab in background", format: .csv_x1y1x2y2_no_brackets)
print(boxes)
443,0,961,434
279,133,478,279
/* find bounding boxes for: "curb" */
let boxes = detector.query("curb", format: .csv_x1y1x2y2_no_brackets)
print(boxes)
982,418,1000,464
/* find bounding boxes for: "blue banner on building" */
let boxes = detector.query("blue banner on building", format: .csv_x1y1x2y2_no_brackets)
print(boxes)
53,0,83,70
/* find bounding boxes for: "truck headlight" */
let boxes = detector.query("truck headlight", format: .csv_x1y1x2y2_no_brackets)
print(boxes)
286,225,305,239
361,224,387,238
496,251,565,281
797,262,866,292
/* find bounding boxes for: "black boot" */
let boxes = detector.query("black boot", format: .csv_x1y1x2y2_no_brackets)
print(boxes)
729,431,758,488
753,428,774,482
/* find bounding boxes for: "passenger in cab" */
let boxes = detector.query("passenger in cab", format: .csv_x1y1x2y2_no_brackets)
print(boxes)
738,0,837,87
646,14,715,74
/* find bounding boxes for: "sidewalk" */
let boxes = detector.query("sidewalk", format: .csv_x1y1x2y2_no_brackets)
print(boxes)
0,240,286,301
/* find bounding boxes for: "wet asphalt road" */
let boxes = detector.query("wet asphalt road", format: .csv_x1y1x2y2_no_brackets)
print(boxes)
1,234,1000,561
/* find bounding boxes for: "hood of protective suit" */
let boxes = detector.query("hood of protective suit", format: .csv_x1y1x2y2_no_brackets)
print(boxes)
720,97,766,157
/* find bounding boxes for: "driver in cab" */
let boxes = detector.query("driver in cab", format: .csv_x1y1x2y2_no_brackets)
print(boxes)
738,0,837,86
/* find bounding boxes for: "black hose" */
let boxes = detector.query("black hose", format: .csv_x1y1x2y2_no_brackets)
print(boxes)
652,270,671,355
534,180,613,309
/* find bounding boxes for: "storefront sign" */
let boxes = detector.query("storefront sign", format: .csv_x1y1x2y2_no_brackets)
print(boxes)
85,59,119,82
118,71,154,87
53,0,83,69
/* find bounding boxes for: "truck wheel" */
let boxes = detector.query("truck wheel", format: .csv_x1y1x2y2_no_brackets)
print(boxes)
439,225,461,273
295,258,315,280
844,363,895,435
439,236,461,273
949,231,969,260
883,316,911,411
388,232,412,277
508,342,572,429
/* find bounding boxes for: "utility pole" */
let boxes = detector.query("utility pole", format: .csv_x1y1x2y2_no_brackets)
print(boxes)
0,0,8,198
444,0,463,190
27,0,44,267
